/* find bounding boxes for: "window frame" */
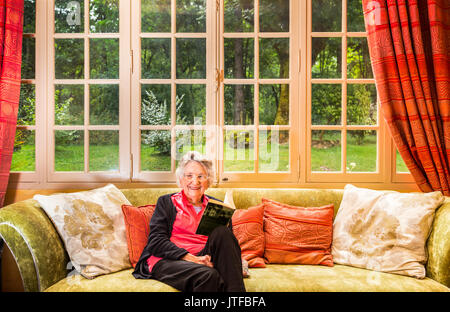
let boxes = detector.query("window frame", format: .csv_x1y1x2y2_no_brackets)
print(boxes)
8,0,417,192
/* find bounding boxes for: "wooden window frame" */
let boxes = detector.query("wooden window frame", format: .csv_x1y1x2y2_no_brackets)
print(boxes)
8,0,416,192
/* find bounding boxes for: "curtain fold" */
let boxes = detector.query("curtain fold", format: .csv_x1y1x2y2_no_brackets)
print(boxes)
0,0,24,207
363,0,450,195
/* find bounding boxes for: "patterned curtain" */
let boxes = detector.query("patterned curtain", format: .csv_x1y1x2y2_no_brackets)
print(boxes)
0,0,24,207
362,0,450,195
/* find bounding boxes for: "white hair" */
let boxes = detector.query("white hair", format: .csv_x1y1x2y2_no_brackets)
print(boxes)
175,151,214,187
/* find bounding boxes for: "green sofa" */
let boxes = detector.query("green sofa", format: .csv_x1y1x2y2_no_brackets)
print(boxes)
0,188,449,292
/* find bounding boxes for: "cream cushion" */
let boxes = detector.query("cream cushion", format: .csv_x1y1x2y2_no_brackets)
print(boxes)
34,184,132,279
332,184,444,278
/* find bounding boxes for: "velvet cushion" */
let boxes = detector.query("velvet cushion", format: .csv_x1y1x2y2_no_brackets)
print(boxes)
232,204,266,268
33,184,132,279
262,198,334,266
332,184,444,278
121,204,156,268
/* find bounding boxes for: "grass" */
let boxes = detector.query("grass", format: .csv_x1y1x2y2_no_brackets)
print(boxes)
11,138,409,173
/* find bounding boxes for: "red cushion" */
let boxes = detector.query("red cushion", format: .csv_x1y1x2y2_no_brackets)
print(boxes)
232,204,266,268
262,198,334,266
121,204,156,268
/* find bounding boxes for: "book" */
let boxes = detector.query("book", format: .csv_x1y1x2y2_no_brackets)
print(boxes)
195,196,236,236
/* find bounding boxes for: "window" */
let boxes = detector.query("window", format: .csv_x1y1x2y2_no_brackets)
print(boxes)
12,0,37,175
10,0,414,190
308,0,381,183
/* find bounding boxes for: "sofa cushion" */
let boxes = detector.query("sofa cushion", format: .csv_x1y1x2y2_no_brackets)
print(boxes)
33,184,132,279
232,204,266,268
262,198,334,266
332,184,444,279
121,204,156,268
44,265,450,292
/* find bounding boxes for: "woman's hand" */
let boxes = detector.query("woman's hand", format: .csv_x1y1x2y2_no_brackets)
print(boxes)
181,253,213,268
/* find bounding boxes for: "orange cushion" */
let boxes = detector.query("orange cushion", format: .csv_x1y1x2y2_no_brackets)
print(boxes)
262,198,334,266
232,204,266,268
121,204,156,268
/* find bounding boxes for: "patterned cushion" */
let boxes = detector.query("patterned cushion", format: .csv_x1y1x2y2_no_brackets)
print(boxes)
262,198,334,266
332,184,444,278
33,184,132,279
232,204,266,268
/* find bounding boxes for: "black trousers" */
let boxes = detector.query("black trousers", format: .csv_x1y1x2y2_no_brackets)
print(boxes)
151,226,246,292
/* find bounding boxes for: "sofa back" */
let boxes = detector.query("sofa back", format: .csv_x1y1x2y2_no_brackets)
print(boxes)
121,188,345,217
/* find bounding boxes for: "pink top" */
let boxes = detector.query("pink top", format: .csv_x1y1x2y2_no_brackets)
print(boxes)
146,191,209,272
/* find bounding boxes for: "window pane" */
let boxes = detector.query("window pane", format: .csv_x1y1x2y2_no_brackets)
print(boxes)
55,130,84,171
224,0,254,33
24,0,36,33
259,0,289,32
259,129,289,172
396,149,410,173
224,84,254,125
224,130,255,172
311,130,341,172
18,84,35,126
176,84,206,125
55,0,84,33
141,0,171,33
89,0,119,33
176,38,206,79
259,38,289,79
89,84,119,125
90,38,119,79
347,130,377,172
176,0,206,33
224,38,254,79
347,84,377,125
311,84,342,125
55,39,84,79
89,130,119,171
141,84,171,125
141,130,171,171
311,37,341,79
348,0,365,32
259,84,289,125
312,0,341,32
347,37,373,79
22,37,35,79
176,130,206,162
11,130,35,172
141,38,171,79
55,84,84,125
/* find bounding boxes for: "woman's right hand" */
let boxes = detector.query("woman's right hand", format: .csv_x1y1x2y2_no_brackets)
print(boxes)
181,253,213,268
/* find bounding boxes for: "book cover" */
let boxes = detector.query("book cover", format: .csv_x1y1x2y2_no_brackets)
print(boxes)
195,198,235,236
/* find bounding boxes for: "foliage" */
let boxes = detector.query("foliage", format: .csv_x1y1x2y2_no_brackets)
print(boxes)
140,90,186,155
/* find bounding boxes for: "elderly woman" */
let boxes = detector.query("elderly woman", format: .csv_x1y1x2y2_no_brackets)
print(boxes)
132,151,246,292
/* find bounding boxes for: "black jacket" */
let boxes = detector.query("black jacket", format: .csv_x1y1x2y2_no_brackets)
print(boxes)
132,193,223,279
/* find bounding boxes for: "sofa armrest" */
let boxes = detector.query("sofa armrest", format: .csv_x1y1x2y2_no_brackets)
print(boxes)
426,197,450,288
0,200,69,291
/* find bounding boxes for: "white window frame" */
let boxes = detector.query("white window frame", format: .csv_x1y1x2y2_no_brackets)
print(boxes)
8,0,418,192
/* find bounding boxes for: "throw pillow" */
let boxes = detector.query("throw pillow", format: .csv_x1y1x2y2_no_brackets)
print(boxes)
262,198,334,266
33,184,132,279
332,184,444,278
232,204,266,268
121,204,156,268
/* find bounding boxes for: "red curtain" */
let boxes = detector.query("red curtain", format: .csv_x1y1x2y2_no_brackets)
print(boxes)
363,0,450,195
0,0,24,207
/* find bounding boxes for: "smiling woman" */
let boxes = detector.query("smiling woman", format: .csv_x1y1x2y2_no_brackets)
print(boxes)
176,151,214,206
132,151,246,292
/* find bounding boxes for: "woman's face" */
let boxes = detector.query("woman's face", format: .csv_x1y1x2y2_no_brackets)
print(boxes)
180,161,209,205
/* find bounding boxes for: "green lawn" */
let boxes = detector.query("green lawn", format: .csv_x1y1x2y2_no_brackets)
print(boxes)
11,139,408,173
10,145,35,172
11,144,120,172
